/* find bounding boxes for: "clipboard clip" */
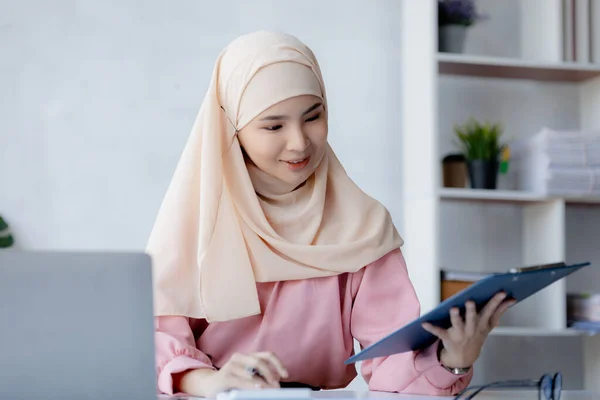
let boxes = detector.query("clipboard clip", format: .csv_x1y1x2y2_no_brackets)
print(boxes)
508,261,566,274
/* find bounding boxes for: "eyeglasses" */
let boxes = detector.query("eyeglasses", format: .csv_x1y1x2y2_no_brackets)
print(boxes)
454,372,562,400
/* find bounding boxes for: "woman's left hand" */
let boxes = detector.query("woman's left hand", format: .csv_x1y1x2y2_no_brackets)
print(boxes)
421,292,516,369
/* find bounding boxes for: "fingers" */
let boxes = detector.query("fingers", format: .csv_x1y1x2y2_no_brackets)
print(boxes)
423,295,517,350
450,307,464,332
478,292,508,328
464,301,477,335
489,299,517,328
256,352,289,380
421,322,449,341
422,306,467,340
230,353,280,387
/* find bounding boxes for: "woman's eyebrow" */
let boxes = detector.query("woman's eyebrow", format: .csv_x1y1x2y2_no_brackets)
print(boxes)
258,102,323,121
302,102,323,115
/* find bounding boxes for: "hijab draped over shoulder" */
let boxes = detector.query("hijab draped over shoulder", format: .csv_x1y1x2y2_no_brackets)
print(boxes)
146,31,403,322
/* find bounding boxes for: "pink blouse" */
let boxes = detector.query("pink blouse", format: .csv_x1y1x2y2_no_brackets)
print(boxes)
154,248,473,396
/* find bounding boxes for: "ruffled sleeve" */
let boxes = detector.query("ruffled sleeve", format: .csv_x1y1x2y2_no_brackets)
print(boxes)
155,316,216,395
350,249,473,396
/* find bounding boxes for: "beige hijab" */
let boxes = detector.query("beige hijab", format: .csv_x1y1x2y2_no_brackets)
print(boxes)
146,31,403,322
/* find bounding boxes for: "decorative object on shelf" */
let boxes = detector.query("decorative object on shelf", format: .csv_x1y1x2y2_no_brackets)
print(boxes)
0,215,14,248
453,118,507,190
442,153,467,188
438,0,486,53
567,292,600,334
440,269,491,301
567,292,600,322
510,127,600,197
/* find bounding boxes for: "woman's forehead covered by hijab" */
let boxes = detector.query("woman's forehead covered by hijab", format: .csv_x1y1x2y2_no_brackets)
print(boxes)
217,31,326,131
237,62,323,129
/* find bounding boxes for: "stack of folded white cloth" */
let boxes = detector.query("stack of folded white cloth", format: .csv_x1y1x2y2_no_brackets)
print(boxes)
512,127,600,196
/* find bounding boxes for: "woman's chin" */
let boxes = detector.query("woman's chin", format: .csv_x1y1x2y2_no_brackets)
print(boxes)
286,170,315,190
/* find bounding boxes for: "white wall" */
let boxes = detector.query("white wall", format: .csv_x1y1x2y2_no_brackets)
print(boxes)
0,0,404,252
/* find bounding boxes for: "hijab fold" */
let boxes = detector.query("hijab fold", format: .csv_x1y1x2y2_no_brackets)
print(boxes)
146,31,403,322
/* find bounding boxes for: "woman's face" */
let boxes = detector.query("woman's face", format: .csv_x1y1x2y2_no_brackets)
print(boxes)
237,95,327,190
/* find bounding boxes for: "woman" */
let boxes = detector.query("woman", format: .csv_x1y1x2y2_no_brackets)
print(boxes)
147,31,514,398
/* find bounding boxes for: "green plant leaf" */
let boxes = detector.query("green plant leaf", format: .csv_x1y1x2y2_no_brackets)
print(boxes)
0,215,14,248
453,118,504,161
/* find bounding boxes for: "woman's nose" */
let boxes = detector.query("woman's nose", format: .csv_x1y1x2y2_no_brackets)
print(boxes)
287,126,311,153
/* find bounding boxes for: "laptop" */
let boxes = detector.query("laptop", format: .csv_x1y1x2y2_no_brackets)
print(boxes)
0,250,158,400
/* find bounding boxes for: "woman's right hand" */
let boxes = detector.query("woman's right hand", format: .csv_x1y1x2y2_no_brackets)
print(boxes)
176,352,289,398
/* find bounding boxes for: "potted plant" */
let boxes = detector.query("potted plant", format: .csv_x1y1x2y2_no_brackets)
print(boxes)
0,215,14,248
438,0,486,53
454,118,506,190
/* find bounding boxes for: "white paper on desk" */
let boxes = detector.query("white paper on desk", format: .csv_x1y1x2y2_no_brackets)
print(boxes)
160,390,451,400
216,388,314,400
215,391,449,400
347,392,447,400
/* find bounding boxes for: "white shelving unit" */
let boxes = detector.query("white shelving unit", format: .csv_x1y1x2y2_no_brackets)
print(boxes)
400,0,600,391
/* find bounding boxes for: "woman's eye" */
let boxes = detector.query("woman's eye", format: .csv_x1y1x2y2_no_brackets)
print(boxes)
264,125,283,131
306,112,321,122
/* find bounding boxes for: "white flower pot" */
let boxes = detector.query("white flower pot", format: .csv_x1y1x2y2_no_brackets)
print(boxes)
439,25,467,53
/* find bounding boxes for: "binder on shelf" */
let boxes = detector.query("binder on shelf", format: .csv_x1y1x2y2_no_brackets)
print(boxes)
440,269,493,301
346,261,591,364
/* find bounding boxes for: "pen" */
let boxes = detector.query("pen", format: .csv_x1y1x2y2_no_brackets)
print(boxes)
246,366,269,387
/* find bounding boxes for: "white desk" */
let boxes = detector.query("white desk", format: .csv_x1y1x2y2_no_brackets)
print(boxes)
317,390,597,399
162,390,598,400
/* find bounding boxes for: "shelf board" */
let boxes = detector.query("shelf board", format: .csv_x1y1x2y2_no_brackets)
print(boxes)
439,188,600,205
490,327,585,337
439,188,550,204
438,53,600,82
565,196,600,205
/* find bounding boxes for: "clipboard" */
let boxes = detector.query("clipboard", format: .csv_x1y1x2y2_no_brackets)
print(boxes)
345,261,591,364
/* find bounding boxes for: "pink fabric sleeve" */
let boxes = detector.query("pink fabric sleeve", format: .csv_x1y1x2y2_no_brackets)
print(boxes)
350,248,473,396
155,316,216,395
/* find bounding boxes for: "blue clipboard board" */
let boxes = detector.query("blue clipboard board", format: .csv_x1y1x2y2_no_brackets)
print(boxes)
345,261,591,364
